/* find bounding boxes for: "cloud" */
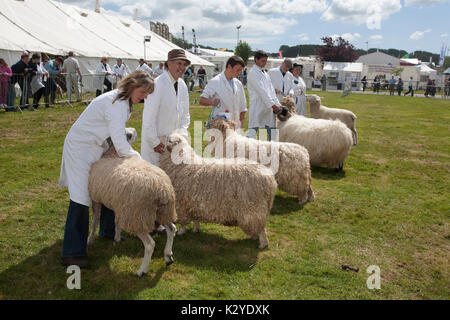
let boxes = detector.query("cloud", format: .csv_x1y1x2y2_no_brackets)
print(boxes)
410,29,432,40
321,0,402,28
329,33,361,42
297,33,310,41
369,34,383,41
441,33,449,38
249,0,328,16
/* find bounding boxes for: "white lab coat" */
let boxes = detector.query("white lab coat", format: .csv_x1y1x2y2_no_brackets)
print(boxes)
200,72,247,129
30,62,47,95
58,90,140,206
247,65,280,129
136,63,153,75
292,75,307,116
93,62,113,92
112,64,130,79
141,71,190,166
267,67,294,102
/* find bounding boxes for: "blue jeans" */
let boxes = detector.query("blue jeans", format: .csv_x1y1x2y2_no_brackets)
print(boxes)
246,126,278,141
62,200,115,257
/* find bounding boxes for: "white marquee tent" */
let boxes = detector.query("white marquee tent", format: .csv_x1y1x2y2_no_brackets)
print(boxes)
0,0,214,91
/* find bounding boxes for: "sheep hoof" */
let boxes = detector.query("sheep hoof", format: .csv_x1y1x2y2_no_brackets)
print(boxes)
136,270,147,277
165,255,174,266
258,243,268,249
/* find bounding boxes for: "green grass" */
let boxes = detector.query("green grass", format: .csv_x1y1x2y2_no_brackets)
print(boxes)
0,91,449,300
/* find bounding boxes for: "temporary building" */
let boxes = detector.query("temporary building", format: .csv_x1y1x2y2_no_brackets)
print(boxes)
322,62,363,90
0,0,214,91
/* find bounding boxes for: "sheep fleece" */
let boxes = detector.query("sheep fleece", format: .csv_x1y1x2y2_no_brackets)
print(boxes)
88,157,177,235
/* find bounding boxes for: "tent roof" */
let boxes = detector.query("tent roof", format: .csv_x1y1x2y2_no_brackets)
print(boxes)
0,0,213,66
442,67,450,75
400,58,421,66
195,48,235,57
323,62,363,73
418,63,437,75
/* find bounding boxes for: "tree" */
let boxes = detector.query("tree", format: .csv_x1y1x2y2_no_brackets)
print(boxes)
234,41,252,65
392,67,404,76
442,56,450,70
317,37,358,62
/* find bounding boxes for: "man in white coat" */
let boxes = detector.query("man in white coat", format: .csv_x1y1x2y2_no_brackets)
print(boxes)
291,63,307,116
141,49,191,167
136,58,153,75
247,50,281,141
94,57,113,97
112,58,131,88
59,71,153,268
267,58,294,102
199,55,247,129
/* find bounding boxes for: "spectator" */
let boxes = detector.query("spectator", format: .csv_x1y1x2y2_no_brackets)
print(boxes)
242,67,247,86
444,78,450,96
397,78,403,96
404,77,414,96
361,76,367,92
290,63,307,116
246,50,280,141
136,58,153,75
0,58,12,110
389,76,396,96
425,79,432,97
430,80,436,97
267,58,294,102
29,53,49,110
94,57,113,97
199,56,247,128
197,65,206,89
43,57,63,106
154,62,164,76
62,51,82,103
11,52,32,109
112,58,131,88
189,65,196,91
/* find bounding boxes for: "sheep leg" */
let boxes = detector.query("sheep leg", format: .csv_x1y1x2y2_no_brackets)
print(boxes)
258,228,269,249
177,224,187,235
136,233,155,277
114,224,121,243
192,220,200,233
352,130,358,146
87,201,101,245
307,186,315,202
163,222,176,266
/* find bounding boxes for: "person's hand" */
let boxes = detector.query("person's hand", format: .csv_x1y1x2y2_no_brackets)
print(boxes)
272,105,281,113
154,143,165,154
44,72,49,78
211,98,220,106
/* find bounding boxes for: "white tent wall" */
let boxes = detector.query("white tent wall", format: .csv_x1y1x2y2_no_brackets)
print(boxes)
0,0,214,92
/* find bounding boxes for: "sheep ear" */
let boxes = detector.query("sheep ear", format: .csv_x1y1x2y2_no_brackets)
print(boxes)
229,120,237,130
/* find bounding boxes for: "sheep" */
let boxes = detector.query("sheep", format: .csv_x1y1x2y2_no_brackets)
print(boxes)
160,133,277,249
208,118,315,205
307,94,358,145
87,129,177,277
277,96,353,171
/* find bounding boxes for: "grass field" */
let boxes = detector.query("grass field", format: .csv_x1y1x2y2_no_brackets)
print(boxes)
0,91,449,300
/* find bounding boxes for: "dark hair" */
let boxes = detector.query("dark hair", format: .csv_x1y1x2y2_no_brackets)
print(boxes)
32,53,41,60
55,57,64,64
254,50,268,60
226,56,245,69
68,51,74,57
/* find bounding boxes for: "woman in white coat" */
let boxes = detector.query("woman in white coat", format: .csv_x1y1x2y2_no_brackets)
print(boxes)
59,70,154,268
94,57,114,97
291,63,307,116
141,49,191,168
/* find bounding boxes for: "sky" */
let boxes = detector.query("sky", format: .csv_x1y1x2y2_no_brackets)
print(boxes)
59,0,450,54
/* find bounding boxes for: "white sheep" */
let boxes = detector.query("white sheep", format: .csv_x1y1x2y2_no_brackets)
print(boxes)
208,118,315,205
87,129,177,277
160,133,277,249
278,96,354,171
307,94,358,145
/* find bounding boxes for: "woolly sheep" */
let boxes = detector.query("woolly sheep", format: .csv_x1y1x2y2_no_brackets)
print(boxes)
209,118,315,205
160,133,277,249
307,94,358,145
87,129,177,277
277,96,353,171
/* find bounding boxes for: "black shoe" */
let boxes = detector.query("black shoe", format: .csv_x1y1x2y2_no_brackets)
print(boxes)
61,256,89,268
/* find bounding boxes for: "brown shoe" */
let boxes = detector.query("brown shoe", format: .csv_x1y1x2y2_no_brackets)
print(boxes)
61,256,89,269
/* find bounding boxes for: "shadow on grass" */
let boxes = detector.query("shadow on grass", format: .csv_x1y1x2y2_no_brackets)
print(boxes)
311,166,346,180
0,229,260,299
271,194,304,215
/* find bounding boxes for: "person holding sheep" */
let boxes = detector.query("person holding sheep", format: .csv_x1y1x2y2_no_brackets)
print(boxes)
59,70,154,268
199,55,248,129
247,50,281,141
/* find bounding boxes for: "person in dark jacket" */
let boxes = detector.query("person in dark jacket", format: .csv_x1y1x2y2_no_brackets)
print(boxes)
11,52,32,109
397,78,403,96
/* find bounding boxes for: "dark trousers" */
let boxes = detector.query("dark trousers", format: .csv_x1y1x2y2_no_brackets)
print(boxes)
62,200,116,257
96,79,112,97
44,78,57,105
33,87,45,108
404,86,414,96
18,78,30,107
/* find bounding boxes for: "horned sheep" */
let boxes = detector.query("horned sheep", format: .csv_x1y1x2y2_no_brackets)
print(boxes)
160,133,277,249
209,118,315,205
278,96,354,171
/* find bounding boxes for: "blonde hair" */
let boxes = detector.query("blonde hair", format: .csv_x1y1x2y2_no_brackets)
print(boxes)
113,70,154,110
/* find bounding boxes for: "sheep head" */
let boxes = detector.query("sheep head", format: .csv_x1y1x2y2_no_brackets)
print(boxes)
209,118,237,135
278,96,296,122
102,127,138,158
165,133,188,152
306,94,322,103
